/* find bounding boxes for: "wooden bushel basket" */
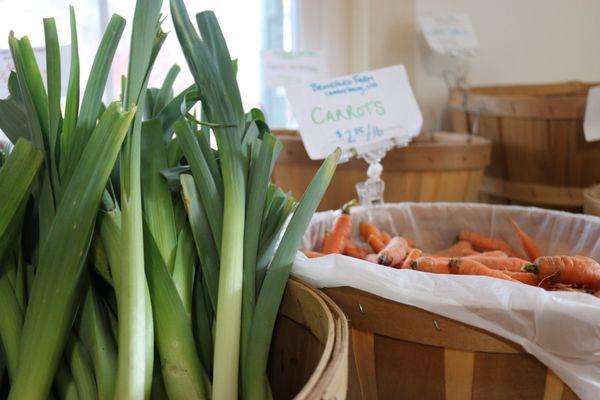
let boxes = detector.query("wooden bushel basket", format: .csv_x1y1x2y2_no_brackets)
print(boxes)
268,279,349,399
272,131,490,211
584,184,600,217
323,286,580,400
449,82,600,210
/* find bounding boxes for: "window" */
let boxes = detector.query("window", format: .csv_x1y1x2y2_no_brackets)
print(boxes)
0,0,295,142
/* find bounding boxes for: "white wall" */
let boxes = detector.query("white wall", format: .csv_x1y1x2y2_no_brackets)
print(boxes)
298,0,600,131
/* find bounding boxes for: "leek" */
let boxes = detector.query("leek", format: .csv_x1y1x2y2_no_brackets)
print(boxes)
115,0,163,397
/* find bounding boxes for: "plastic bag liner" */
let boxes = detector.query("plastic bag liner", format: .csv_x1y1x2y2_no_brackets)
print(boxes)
293,203,600,399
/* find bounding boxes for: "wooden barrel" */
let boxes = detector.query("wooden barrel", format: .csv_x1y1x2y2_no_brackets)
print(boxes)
322,286,579,400
584,184,600,216
268,279,349,399
449,82,600,210
272,130,491,210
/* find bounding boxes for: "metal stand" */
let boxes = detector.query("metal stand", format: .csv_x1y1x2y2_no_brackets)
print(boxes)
432,49,477,138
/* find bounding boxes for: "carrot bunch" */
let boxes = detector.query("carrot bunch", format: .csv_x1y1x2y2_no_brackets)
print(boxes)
304,213,600,296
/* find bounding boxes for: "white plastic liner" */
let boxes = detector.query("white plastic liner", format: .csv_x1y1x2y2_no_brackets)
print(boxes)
293,203,600,399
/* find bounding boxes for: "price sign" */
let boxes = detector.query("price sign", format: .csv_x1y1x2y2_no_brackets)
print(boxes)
262,50,325,88
419,13,479,54
584,86,600,142
285,65,422,160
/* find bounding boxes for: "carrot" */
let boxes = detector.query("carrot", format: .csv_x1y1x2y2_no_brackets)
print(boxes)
405,237,414,247
449,258,519,282
434,241,477,257
458,231,524,258
322,213,353,254
465,250,508,258
381,231,392,245
547,283,589,293
377,237,409,266
504,271,540,286
343,240,369,259
409,257,450,274
401,248,423,269
522,255,600,289
367,234,385,253
360,221,382,242
304,251,325,258
365,253,379,264
509,217,542,261
463,256,529,272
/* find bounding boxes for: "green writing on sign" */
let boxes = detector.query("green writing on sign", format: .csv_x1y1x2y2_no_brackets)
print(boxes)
310,101,385,124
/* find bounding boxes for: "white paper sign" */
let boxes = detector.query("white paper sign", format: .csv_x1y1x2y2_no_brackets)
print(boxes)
584,86,600,142
262,50,325,88
285,65,423,160
419,13,479,54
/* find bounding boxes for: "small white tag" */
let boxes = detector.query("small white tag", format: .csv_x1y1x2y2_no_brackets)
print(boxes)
584,86,600,142
262,50,325,88
285,65,423,160
419,13,479,54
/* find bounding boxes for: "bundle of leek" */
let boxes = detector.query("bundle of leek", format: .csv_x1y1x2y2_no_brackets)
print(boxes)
0,0,340,399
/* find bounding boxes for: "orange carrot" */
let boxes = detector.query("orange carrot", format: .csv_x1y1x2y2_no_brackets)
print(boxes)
377,237,409,266
381,231,392,245
401,248,423,269
365,253,379,264
409,257,450,274
546,283,588,293
322,213,353,254
509,217,542,261
449,258,519,282
405,237,414,247
360,221,383,242
463,256,529,272
434,241,476,257
367,234,385,253
465,250,508,258
523,255,600,289
504,271,540,286
305,251,325,258
343,240,369,259
458,231,524,258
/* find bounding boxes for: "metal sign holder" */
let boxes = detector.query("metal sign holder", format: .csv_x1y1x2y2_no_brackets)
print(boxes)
433,48,479,139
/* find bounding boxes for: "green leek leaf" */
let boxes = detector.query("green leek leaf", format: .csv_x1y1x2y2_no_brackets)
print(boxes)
152,64,180,117
174,119,223,247
9,102,134,400
59,6,80,178
63,14,125,183
145,223,209,400
180,174,219,310
244,148,340,399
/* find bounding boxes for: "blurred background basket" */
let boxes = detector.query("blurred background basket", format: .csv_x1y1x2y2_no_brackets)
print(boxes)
449,82,600,211
272,131,491,210
584,184,600,216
